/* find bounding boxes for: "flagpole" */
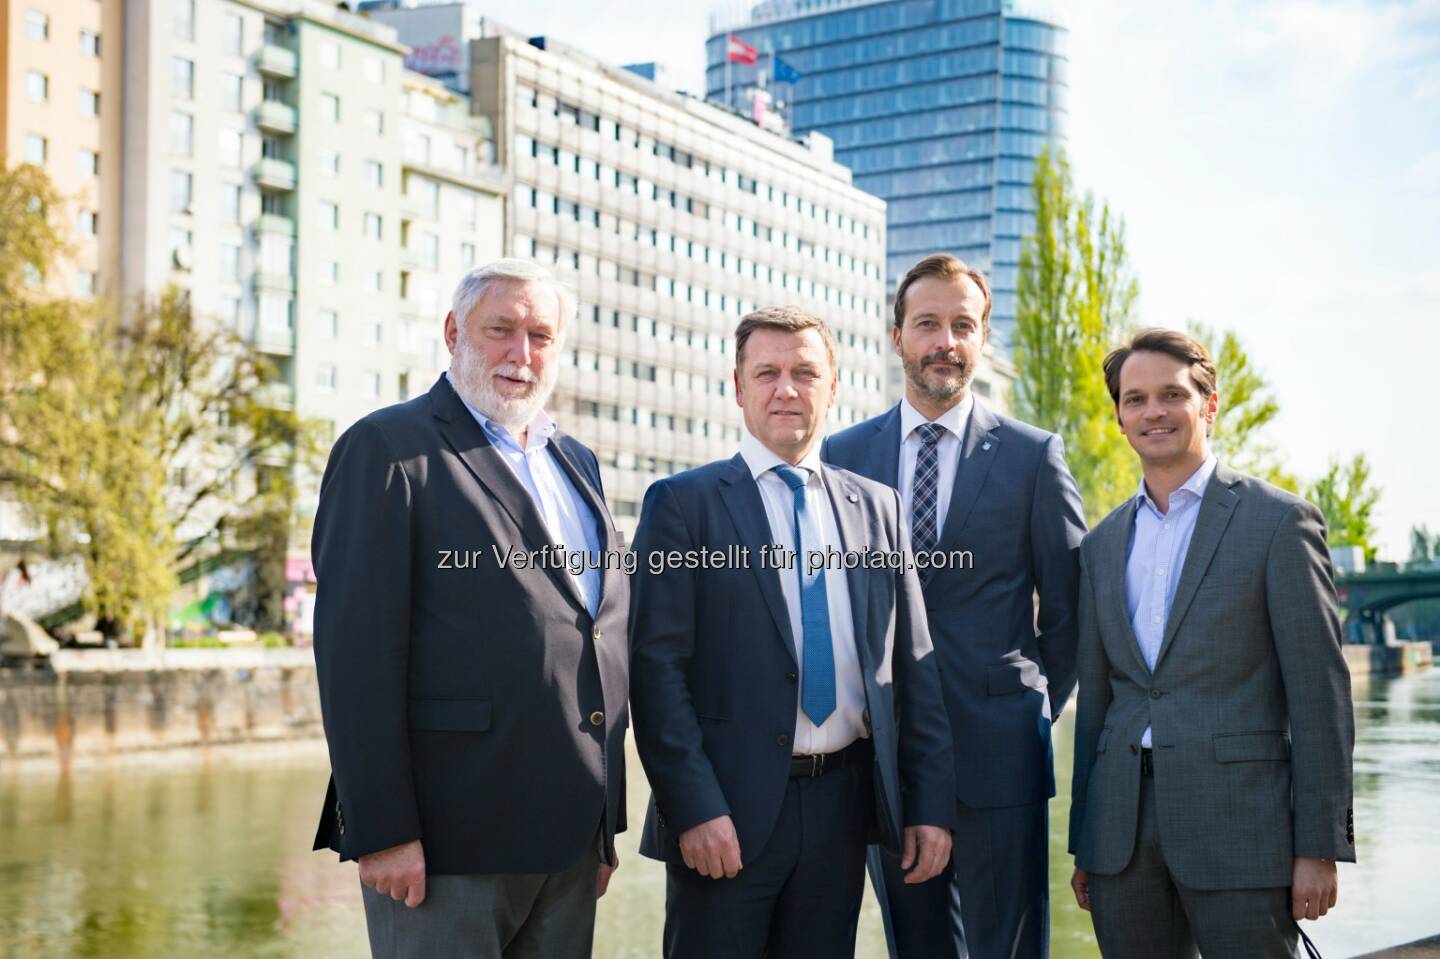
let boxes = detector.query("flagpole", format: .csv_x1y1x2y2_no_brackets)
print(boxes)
725,35,731,112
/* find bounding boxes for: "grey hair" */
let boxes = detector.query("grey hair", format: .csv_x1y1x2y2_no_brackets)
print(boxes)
450,258,577,334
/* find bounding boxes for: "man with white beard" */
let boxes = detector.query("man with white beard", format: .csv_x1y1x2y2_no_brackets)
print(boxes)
310,259,631,959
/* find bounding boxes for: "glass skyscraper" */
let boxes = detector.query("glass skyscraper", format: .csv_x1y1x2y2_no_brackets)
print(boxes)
706,0,1067,351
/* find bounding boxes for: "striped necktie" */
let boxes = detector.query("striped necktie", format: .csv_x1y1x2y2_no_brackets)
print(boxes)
911,422,946,551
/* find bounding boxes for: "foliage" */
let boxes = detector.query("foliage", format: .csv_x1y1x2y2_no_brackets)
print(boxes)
1408,525,1440,565
1185,322,1296,492
1307,454,1382,562
1013,147,1139,523
0,164,323,640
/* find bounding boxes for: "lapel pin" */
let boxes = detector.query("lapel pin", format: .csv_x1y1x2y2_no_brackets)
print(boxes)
982,441,992,451
847,492,859,503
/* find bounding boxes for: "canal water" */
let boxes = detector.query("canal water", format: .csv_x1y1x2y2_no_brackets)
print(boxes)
1,667,1435,958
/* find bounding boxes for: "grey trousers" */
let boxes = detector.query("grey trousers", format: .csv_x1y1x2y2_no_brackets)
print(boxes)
1088,777,1299,958
360,842,601,959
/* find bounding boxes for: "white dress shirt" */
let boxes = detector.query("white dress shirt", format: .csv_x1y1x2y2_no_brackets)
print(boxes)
739,430,867,755
1125,455,1217,747
897,393,974,535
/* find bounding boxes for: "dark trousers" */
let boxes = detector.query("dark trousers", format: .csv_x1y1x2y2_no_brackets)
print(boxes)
359,839,601,959
1088,776,1299,958
869,798,1048,959
663,759,871,959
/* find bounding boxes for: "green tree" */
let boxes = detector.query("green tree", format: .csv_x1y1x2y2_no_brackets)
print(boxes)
1409,525,1439,564
1013,146,1139,522
1186,322,1296,491
1307,454,1382,563
0,163,321,640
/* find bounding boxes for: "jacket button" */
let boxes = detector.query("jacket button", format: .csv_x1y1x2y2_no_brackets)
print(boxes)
589,711,605,726
785,672,798,684
592,626,602,641
1150,689,1161,700
776,734,790,747
1130,744,1138,755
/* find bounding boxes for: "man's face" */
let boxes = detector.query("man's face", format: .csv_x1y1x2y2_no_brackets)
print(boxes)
1115,350,1219,469
892,274,988,409
444,279,563,429
733,327,837,464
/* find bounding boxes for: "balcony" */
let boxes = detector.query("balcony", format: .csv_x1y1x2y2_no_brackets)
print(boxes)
255,44,297,79
253,158,295,192
254,381,294,411
253,213,295,237
254,101,297,135
252,271,295,294
252,325,295,357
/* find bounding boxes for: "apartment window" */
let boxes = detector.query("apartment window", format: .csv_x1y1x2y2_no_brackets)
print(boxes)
319,201,339,229
222,74,244,111
320,93,340,121
219,243,241,282
263,80,285,103
460,241,476,266
170,171,193,213
452,143,468,173
170,112,194,155
319,309,338,338
364,321,382,346
221,184,242,224
259,234,292,274
364,160,383,188
169,228,193,270
25,72,47,103
420,233,439,269
78,210,98,237
219,297,241,329
363,212,382,240
79,89,100,117
26,9,48,40
175,0,195,40
319,261,338,286
363,270,382,294
318,41,340,69
261,136,283,159
408,176,438,216
259,295,291,332
406,132,431,165
363,57,383,84
315,364,337,390
218,129,243,167
78,149,99,177
222,13,243,55
76,272,97,297
457,194,478,230
24,135,46,164
321,150,340,176
365,370,382,399
80,30,101,57
172,57,195,98
364,110,384,135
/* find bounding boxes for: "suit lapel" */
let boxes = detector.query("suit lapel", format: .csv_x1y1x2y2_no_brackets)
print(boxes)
1153,465,1242,671
717,455,799,665
1101,497,1151,677
821,466,873,675
868,405,903,490
429,375,587,614
933,400,1002,553
546,433,621,618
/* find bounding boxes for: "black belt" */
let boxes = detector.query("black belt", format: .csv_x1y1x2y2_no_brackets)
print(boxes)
789,738,871,778
1141,747,1154,778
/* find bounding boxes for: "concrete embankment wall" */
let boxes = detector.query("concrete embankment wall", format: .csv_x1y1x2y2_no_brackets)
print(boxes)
0,648,323,772
1343,640,1434,679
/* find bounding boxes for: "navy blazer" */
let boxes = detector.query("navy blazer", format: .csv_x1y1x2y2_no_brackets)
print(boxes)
824,401,1085,808
629,454,956,867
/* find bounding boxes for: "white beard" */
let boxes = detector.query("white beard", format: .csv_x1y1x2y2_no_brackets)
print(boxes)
449,341,558,431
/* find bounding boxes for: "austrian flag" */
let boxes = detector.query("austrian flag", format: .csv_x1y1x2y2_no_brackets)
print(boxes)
727,33,758,65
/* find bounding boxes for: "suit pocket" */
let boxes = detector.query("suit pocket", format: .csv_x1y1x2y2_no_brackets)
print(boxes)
1095,728,1111,754
986,657,1048,696
409,698,492,731
1213,731,1290,762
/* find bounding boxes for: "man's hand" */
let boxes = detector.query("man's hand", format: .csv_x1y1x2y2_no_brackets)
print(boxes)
359,839,427,908
679,815,742,879
1071,867,1091,911
597,851,618,898
900,825,952,884
1292,857,1338,921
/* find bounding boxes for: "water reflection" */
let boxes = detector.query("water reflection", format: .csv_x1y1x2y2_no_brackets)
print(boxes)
0,667,1436,957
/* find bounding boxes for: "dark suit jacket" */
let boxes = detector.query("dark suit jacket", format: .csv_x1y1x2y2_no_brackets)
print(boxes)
824,401,1086,807
1068,463,1356,890
629,455,956,867
310,374,629,875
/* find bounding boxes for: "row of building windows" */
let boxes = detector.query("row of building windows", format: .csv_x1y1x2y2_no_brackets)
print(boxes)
705,0,1003,63
21,136,99,176
823,101,1058,150
840,130,1051,175
22,10,101,53
855,156,1037,200
22,71,99,115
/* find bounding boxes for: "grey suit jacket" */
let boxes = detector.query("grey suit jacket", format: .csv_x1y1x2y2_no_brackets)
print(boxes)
1068,462,1355,890
824,401,1086,807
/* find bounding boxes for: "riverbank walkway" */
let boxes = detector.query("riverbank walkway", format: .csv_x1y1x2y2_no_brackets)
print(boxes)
1359,935,1440,957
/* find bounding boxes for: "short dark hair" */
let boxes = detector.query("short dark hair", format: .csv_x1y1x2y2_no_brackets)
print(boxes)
734,305,836,372
893,253,991,332
1103,328,1217,406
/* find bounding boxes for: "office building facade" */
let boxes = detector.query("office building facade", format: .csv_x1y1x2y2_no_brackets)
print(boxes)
706,0,1068,353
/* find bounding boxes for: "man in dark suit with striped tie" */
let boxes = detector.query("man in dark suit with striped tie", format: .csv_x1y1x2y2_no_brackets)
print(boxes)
630,306,956,958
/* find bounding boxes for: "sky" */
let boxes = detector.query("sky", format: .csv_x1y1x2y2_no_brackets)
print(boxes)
490,0,1440,561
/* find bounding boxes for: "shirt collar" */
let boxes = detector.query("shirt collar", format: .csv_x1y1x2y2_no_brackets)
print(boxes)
445,370,555,453
739,428,824,483
899,392,973,443
1136,454,1218,517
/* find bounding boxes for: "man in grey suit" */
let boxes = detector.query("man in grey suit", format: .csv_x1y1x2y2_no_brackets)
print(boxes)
825,253,1086,959
1069,328,1355,957
630,306,956,958
311,259,629,958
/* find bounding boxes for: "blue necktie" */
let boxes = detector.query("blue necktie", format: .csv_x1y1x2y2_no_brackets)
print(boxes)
774,466,836,726
911,423,946,551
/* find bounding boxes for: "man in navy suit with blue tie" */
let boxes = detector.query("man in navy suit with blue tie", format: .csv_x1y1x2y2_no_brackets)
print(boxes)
630,306,957,958
825,255,1086,959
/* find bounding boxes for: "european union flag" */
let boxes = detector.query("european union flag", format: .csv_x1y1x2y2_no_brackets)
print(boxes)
773,57,802,84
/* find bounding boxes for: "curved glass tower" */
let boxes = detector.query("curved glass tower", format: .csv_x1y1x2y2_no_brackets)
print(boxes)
706,0,1067,351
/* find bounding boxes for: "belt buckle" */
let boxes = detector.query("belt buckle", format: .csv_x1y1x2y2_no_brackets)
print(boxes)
809,753,824,777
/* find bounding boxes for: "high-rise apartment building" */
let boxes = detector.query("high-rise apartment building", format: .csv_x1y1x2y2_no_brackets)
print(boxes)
706,0,1068,353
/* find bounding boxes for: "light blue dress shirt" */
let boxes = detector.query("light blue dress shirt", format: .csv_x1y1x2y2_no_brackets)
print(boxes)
448,373,603,616
1125,455,1217,747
